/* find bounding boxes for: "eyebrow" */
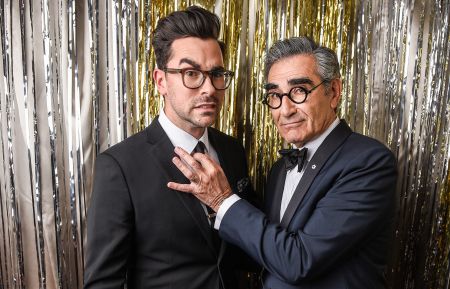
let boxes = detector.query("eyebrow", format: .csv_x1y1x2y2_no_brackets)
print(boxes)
179,58,224,71
179,58,201,69
264,83,278,90
264,77,313,90
288,77,314,86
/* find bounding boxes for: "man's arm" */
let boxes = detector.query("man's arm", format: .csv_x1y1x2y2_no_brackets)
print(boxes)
84,153,133,289
168,145,397,284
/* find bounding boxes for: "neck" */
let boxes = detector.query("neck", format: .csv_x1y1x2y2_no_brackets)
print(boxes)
163,109,207,140
189,127,207,139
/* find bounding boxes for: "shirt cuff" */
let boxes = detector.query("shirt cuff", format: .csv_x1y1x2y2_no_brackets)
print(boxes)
213,194,241,230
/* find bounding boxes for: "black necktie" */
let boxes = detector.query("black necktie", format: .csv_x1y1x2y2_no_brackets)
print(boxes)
192,141,215,217
193,141,207,154
279,147,308,172
192,141,221,251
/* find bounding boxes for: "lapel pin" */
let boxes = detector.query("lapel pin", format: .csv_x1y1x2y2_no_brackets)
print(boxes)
312,164,316,169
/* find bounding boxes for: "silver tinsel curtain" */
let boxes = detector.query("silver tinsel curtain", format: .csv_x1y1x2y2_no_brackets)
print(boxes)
0,0,449,288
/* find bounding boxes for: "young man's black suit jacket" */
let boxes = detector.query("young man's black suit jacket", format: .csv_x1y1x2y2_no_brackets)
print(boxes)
218,120,398,289
84,117,253,289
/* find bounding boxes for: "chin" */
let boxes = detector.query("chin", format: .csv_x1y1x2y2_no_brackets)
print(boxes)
198,113,217,124
285,135,305,146
195,118,215,128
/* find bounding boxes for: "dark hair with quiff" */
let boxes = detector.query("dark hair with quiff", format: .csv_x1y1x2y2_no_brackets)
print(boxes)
152,6,225,69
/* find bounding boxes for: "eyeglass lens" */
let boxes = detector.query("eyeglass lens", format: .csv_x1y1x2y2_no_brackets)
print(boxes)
182,69,232,90
265,87,308,108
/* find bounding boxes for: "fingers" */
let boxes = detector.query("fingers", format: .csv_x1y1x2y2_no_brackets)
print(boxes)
167,181,193,193
174,146,220,172
169,147,233,210
174,147,204,171
172,156,199,182
194,154,227,183
194,153,219,171
172,145,228,182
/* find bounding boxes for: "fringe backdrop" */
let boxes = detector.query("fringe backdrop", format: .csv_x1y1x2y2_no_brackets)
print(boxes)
0,0,449,288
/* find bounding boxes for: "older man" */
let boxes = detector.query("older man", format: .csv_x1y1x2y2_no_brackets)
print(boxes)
168,36,397,289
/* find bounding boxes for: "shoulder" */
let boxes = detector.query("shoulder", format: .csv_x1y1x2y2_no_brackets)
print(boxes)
346,132,394,154
104,129,147,154
98,128,151,166
338,132,397,168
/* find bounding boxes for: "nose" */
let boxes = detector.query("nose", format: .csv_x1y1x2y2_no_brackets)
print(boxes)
200,75,216,95
279,95,297,117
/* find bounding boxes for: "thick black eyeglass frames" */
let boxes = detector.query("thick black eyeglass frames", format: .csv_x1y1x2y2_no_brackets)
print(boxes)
262,80,327,109
164,67,234,90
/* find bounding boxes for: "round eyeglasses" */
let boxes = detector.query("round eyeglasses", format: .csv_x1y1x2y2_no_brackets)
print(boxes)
164,67,234,90
262,80,327,109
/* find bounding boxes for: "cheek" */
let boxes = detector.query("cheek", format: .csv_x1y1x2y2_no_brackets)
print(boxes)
302,105,321,125
168,86,193,103
309,106,329,126
214,91,226,104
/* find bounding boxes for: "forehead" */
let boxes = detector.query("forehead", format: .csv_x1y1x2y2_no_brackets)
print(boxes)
267,54,320,85
168,37,224,69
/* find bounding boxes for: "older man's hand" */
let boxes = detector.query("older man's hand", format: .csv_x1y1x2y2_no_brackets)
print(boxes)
167,147,233,212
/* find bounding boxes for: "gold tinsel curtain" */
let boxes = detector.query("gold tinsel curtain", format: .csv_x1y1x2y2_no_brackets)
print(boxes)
0,0,449,288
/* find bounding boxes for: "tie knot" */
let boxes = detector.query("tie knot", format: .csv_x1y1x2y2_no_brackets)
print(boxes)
279,148,308,172
193,141,207,154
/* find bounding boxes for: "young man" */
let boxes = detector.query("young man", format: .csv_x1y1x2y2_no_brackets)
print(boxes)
84,6,253,289
169,36,398,289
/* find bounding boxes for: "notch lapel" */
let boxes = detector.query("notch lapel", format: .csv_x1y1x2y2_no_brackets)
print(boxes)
208,130,232,186
266,161,287,222
280,120,353,228
146,119,218,255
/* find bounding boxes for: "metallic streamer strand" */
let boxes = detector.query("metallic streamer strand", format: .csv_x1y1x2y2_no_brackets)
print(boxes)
0,1,450,288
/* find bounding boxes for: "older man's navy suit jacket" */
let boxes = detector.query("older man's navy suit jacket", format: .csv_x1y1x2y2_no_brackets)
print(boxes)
219,120,397,289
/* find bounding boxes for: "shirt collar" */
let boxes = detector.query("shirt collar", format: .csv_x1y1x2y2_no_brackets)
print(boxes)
295,117,340,161
158,109,211,154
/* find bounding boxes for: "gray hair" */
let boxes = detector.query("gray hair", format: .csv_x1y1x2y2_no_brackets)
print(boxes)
264,36,341,82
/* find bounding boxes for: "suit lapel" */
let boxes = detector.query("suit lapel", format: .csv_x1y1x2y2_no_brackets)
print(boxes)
146,119,218,255
208,129,232,183
266,160,287,222
280,120,353,228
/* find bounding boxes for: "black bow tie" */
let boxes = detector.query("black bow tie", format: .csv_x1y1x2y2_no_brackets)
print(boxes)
279,148,308,172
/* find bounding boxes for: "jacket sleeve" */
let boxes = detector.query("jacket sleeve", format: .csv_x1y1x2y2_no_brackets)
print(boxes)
219,146,397,285
84,153,134,289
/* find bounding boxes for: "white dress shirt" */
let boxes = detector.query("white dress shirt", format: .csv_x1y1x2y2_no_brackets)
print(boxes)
158,109,219,163
215,117,340,228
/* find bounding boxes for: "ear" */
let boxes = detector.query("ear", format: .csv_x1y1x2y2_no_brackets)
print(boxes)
328,78,342,110
153,68,167,96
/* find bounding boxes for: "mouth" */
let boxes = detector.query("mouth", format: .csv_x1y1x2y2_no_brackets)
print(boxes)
281,120,304,128
194,103,217,111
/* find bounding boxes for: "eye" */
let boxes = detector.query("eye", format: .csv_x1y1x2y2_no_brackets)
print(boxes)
210,70,226,78
184,69,202,78
291,87,307,95
266,92,281,99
